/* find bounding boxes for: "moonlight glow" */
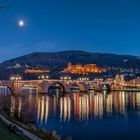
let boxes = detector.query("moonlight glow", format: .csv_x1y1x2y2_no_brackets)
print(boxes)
18,20,25,27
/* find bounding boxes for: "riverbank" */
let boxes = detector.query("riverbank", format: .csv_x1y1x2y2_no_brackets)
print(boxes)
0,112,64,140
0,120,30,140
0,114,42,140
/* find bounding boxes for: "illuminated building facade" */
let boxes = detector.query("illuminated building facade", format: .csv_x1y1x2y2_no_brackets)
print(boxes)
25,69,49,74
63,63,106,75
115,75,125,86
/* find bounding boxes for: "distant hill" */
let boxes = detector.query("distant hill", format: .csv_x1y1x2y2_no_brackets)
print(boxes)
0,50,140,79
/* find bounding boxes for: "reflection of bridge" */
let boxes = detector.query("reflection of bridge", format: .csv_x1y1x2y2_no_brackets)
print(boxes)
9,92,140,124
0,79,139,94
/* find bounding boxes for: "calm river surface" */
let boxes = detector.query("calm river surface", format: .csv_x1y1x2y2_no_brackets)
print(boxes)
0,89,140,140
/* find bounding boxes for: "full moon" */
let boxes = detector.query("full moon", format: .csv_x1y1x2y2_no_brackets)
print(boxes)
18,20,25,27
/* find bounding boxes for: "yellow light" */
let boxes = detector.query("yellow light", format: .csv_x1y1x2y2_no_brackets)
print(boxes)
42,75,45,79
19,77,21,80
10,77,14,80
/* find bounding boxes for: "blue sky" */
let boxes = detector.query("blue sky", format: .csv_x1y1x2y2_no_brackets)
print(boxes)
0,0,140,61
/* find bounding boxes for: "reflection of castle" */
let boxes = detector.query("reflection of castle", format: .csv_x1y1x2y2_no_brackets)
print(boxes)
63,63,106,75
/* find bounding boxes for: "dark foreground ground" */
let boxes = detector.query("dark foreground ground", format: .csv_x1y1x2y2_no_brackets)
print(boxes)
0,121,29,140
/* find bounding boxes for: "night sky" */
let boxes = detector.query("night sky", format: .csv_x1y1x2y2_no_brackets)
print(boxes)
0,0,140,61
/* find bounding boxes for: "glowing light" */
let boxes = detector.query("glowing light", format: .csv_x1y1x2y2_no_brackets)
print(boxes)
10,75,22,81
63,63,106,75
18,20,25,27
60,76,71,80
25,69,49,74
38,75,49,80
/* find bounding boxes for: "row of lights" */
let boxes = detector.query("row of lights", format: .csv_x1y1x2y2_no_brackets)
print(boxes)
10,74,91,81
60,76,71,80
60,76,90,81
10,74,49,81
38,75,49,80
10,75,22,81
78,77,89,81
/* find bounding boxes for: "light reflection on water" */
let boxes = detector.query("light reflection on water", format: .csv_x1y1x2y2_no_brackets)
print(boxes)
1,89,140,139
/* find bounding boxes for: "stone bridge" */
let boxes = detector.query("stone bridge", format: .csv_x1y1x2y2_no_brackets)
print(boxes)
0,79,117,94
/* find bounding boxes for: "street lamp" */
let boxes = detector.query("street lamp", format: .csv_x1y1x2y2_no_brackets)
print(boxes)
60,76,71,80
38,75,49,80
78,77,89,81
10,74,22,81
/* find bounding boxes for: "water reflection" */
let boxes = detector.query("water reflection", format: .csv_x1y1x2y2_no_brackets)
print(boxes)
37,96,49,126
1,90,140,139
1,92,140,123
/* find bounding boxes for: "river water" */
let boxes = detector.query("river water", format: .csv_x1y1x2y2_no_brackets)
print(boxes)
0,89,140,140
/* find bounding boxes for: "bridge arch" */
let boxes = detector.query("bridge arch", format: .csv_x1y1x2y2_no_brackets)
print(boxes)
101,84,111,91
0,85,14,94
69,82,87,92
21,83,42,93
48,82,66,93
77,83,86,92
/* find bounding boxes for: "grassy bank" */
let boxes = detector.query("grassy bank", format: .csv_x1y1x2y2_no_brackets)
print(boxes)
1,112,60,140
0,120,30,140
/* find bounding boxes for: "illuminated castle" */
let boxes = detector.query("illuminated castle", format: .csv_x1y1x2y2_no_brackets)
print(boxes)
63,63,106,75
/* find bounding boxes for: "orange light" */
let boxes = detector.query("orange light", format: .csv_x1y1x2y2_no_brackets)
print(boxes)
63,63,106,75
25,69,49,74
